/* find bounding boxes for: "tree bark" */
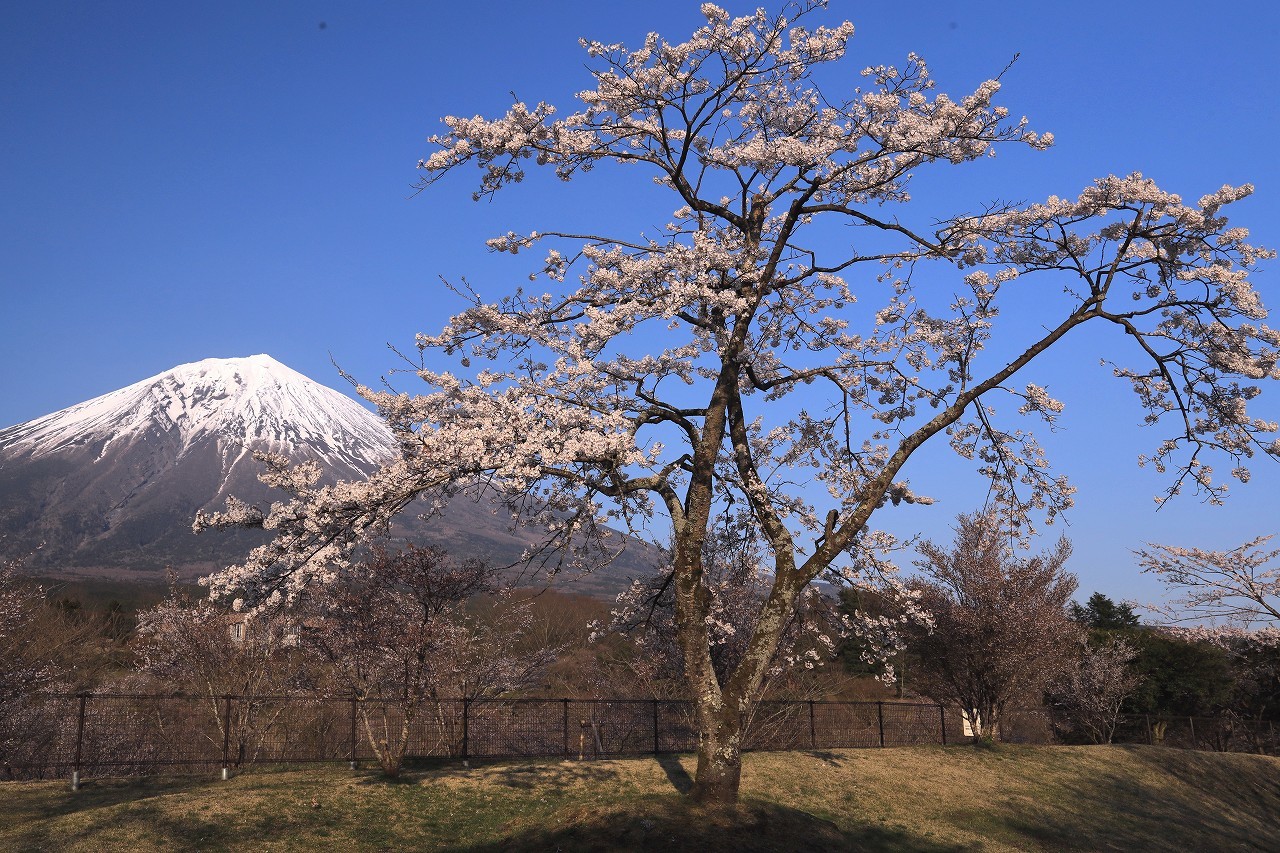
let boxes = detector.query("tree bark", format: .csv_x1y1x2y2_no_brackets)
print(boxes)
688,702,745,805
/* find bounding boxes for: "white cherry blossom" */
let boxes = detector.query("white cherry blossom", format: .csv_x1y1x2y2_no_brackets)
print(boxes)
200,2,1275,803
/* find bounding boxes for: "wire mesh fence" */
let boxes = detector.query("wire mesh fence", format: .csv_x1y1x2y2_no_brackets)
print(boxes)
1114,713,1280,754
4,693,1272,784
2,693,961,783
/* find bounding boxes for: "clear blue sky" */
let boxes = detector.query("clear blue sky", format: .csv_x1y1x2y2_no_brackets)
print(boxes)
3,1,1279,609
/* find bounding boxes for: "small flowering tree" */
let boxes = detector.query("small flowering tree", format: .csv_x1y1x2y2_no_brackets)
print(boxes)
134,576,309,765
0,563,59,705
201,2,1277,802
299,544,552,776
135,577,304,697
904,512,1081,741
1046,636,1143,744
0,564,69,775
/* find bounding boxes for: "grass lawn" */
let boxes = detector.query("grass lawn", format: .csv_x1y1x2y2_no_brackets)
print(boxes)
3,744,1278,851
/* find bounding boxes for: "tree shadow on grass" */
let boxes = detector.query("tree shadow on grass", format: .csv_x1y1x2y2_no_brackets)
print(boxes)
476,760,623,793
461,794,972,853
655,753,693,793
1127,745,1280,826
8,774,217,823
804,750,851,767
4,780,252,853
344,756,624,792
12,799,358,853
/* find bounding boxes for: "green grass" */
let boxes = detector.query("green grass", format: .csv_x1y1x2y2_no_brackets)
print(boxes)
3,744,1279,851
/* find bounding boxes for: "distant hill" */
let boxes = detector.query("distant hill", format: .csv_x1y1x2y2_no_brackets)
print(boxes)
0,355,658,597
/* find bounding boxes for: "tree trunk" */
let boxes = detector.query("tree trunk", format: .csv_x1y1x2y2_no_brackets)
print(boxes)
688,704,744,805
972,702,1000,743
360,701,410,777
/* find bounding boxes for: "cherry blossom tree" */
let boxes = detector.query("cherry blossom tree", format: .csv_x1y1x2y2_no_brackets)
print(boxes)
904,512,1080,740
134,576,310,764
0,562,59,705
0,563,64,776
298,544,553,776
135,575,307,698
1046,635,1143,744
1137,536,1280,626
200,2,1277,802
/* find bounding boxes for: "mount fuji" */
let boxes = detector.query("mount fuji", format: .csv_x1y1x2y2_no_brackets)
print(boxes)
0,355,657,593
0,355,397,576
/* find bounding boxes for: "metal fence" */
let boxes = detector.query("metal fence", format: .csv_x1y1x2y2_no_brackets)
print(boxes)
1,693,963,783
996,706,1279,754
1113,713,1279,754
5,693,1273,785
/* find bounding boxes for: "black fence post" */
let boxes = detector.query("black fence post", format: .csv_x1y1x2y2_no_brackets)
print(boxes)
1145,714,1153,745
221,695,233,780
71,693,87,790
349,698,358,770
939,705,947,745
808,700,817,750
652,699,660,756
461,699,470,765
877,702,885,748
561,699,570,758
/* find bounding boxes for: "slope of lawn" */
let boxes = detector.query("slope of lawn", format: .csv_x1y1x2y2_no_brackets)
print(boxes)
3,744,1278,852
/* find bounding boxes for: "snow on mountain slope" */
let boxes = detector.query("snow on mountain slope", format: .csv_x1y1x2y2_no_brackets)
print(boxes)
0,355,400,571
0,354,397,474
0,355,659,595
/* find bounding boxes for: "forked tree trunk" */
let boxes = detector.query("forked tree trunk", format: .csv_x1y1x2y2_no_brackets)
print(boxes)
360,701,413,777
688,702,745,804
678,573,798,805
673,536,752,806
673,354,793,807
970,702,1000,743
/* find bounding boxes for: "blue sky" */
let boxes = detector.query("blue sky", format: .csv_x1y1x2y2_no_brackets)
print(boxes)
3,1,1279,609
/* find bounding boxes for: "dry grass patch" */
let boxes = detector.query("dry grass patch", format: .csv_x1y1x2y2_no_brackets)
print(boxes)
2,745,1278,852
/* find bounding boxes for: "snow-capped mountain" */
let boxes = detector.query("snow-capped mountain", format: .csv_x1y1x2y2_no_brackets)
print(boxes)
1,354,397,477
0,355,658,595
0,355,397,574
